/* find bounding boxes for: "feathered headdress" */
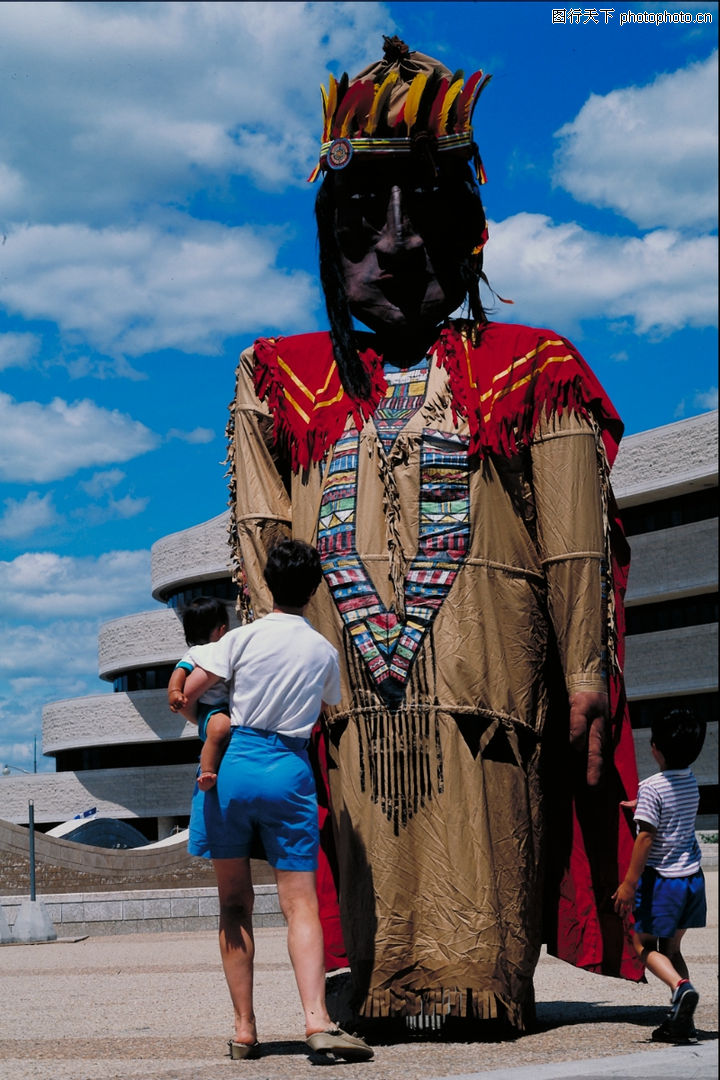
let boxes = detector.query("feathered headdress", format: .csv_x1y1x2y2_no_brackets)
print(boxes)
309,36,491,182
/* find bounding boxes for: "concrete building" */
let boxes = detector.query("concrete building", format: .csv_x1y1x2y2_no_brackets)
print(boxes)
612,410,718,828
1,411,717,834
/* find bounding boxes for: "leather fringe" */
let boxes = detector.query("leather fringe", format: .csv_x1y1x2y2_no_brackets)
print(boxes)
359,985,531,1030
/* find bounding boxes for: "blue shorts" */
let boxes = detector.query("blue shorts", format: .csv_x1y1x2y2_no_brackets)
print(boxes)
188,725,318,871
196,701,229,742
633,867,707,937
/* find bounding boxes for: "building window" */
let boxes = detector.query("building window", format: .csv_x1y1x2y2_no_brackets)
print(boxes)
629,692,718,730
621,488,718,537
625,593,719,636
698,785,718,817
165,578,238,609
113,665,177,692
55,739,201,773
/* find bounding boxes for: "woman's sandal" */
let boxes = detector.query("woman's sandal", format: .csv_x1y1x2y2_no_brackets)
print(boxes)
227,1039,261,1060
306,1027,373,1061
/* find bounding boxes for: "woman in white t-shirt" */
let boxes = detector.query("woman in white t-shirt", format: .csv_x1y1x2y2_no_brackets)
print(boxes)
184,540,372,1064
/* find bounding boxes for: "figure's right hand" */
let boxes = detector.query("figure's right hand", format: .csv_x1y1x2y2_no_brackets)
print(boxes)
169,692,188,712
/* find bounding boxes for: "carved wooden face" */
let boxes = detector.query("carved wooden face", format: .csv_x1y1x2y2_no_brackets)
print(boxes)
331,156,484,337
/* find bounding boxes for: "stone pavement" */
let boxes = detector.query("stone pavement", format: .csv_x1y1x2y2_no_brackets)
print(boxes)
0,872,716,1080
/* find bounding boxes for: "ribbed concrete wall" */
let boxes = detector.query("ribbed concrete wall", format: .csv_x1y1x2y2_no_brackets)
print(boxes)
97,602,240,681
150,512,231,600
0,884,284,936
0,764,197,824
97,607,187,680
43,690,198,754
626,519,718,604
613,410,718,504
624,624,718,699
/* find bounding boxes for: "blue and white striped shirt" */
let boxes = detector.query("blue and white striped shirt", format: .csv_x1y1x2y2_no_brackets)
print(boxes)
635,768,701,877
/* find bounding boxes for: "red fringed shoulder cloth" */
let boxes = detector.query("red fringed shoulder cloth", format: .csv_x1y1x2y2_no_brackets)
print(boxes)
252,321,625,469
253,319,642,982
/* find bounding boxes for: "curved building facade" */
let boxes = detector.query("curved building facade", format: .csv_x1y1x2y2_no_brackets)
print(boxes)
1,414,717,835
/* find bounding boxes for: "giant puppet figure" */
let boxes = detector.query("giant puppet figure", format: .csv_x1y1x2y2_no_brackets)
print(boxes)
227,37,642,1031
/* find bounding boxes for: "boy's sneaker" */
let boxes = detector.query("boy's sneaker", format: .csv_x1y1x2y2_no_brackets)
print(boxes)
669,981,699,1026
652,1016,697,1043
652,981,700,1043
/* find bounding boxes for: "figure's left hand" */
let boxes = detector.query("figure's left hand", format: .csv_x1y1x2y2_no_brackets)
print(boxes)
569,690,610,787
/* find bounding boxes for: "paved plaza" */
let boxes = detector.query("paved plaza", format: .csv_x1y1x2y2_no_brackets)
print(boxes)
0,871,716,1080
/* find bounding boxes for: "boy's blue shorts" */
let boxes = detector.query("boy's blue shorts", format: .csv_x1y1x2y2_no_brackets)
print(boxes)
633,867,707,937
188,725,318,871
196,701,229,742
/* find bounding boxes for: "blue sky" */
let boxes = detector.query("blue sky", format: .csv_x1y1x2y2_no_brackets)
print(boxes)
0,1,716,775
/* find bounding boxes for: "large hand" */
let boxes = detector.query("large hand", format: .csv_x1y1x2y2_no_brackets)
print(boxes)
569,690,610,787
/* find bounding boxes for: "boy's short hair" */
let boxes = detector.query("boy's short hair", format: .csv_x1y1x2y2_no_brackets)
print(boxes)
181,596,228,646
651,706,706,769
264,539,322,609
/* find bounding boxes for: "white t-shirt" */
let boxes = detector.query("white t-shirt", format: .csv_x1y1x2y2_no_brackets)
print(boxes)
189,612,341,740
634,768,701,877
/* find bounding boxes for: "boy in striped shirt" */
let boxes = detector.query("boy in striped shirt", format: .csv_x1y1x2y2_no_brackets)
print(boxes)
613,707,707,1042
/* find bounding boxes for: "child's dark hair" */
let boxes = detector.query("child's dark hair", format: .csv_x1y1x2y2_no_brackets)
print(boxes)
651,706,706,769
181,596,228,646
263,539,322,609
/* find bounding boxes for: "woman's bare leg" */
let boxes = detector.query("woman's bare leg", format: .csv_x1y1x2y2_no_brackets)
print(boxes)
213,858,258,1044
275,868,333,1036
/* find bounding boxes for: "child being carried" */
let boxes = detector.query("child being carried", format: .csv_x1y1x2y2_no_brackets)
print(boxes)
167,596,231,791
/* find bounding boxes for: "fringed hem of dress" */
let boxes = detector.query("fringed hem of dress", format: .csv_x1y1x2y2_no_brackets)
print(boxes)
359,985,534,1031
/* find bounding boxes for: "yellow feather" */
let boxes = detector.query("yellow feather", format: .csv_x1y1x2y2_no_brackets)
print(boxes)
438,78,464,134
320,84,329,140
365,70,399,135
324,75,337,141
403,73,427,133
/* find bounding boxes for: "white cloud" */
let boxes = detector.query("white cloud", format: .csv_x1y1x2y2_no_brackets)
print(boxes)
693,387,718,411
553,52,718,229
0,620,99,679
0,549,151,618
167,427,215,444
0,331,40,371
673,386,718,420
485,213,718,336
80,494,150,525
77,470,149,523
0,162,23,213
0,220,319,359
0,1,391,222
0,392,159,483
80,469,126,497
0,492,58,540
